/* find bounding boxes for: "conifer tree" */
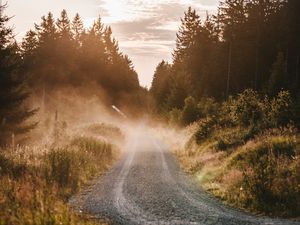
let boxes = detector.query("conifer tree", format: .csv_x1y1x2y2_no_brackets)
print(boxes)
104,26,120,64
56,9,72,40
173,7,201,64
72,13,84,46
22,30,38,57
150,60,172,111
0,5,36,145
35,12,57,46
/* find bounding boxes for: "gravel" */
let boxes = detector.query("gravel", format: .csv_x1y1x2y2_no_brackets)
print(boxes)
70,129,300,225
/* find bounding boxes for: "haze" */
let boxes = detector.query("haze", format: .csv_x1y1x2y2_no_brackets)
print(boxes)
7,0,218,87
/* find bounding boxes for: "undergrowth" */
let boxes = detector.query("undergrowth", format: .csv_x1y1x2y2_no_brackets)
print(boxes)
176,90,300,218
0,128,119,225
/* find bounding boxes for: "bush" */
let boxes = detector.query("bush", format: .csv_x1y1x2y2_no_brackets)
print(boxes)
293,92,300,127
231,136,299,216
230,89,264,127
197,97,219,118
181,96,199,125
194,117,216,144
168,108,182,125
168,97,220,126
268,91,292,127
216,126,259,151
218,89,293,130
218,96,236,127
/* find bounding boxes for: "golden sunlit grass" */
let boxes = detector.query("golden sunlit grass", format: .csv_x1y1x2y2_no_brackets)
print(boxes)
0,124,120,225
175,126,300,217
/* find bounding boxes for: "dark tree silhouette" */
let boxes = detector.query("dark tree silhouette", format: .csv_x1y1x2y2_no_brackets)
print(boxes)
0,5,36,145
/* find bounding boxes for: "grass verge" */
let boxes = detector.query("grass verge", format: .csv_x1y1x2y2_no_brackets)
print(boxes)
176,126,300,218
0,134,119,225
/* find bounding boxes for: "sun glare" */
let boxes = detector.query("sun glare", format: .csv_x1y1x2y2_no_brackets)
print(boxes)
99,0,191,24
100,0,137,24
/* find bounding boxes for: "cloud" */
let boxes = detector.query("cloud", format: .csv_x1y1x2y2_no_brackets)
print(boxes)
95,0,219,86
8,0,219,87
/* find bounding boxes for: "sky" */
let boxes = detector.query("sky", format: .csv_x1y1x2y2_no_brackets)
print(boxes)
6,0,219,88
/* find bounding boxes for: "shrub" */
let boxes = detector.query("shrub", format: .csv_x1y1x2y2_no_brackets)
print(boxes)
218,96,236,127
231,136,299,216
168,108,182,125
216,126,259,151
218,90,293,130
293,92,300,127
268,91,292,127
197,97,219,118
231,89,264,127
181,96,199,125
194,117,216,144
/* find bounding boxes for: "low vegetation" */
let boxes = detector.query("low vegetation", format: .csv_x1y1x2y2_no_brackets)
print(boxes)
175,90,300,217
0,125,120,225
82,123,124,143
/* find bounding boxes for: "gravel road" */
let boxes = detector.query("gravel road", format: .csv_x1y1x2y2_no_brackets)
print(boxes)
70,126,300,225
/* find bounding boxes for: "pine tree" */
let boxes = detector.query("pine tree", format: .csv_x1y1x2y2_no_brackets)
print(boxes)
72,13,84,46
21,30,38,56
82,16,105,63
173,7,201,64
166,72,190,110
104,26,120,64
56,9,75,79
57,9,72,40
0,5,36,146
35,12,57,46
92,16,104,39
150,60,172,111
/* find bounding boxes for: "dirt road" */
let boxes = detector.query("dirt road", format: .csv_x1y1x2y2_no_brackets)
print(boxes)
70,126,300,225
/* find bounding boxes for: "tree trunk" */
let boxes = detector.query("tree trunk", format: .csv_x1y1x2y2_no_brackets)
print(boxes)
226,40,232,98
296,48,299,85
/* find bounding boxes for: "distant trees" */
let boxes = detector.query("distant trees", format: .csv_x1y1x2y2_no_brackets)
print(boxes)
151,0,300,124
0,7,147,145
0,5,36,145
19,10,142,113
150,60,172,111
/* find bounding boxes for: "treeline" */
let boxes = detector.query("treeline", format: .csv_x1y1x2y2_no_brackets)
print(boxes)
0,6,145,145
151,0,300,118
161,1,300,215
22,10,142,106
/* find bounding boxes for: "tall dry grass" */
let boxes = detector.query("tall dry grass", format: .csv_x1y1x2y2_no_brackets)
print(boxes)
0,127,119,225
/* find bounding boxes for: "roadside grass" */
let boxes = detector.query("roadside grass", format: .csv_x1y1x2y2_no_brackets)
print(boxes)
0,125,120,225
81,123,124,144
176,126,300,218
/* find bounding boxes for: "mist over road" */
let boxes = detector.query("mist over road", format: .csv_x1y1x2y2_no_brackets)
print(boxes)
71,125,300,225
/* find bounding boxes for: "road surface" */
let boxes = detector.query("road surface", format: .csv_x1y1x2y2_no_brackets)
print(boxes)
70,126,300,225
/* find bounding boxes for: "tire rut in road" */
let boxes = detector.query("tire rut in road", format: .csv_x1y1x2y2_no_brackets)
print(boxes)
70,131,300,225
